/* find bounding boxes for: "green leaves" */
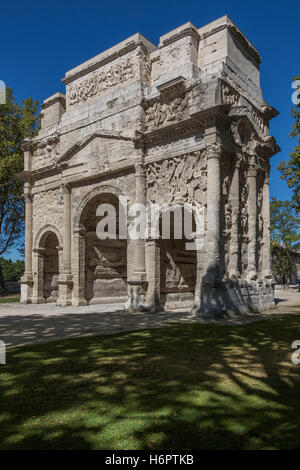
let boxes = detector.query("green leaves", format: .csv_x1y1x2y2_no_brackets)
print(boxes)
0,257,24,281
270,197,300,283
0,88,39,257
270,197,300,249
277,75,300,212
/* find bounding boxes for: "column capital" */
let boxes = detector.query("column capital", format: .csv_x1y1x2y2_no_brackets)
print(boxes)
248,165,257,178
135,162,145,176
33,247,46,257
24,193,33,204
264,172,270,185
74,224,86,236
234,153,243,169
61,182,71,194
205,142,223,160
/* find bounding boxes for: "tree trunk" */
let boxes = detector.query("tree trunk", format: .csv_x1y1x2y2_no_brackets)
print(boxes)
0,263,6,291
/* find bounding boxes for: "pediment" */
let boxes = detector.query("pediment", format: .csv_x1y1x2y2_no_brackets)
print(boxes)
57,131,132,164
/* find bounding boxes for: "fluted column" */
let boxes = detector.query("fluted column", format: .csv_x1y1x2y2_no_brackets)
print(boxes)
247,159,257,281
20,191,34,303
125,161,147,312
133,162,147,275
24,192,33,274
72,225,87,306
57,183,73,306
262,171,272,279
62,183,71,274
205,143,222,282
228,154,241,278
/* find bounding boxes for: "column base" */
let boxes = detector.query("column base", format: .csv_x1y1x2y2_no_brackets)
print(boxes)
20,274,33,304
57,274,73,307
31,297,45,304
72,297,88,307
125,277,147,313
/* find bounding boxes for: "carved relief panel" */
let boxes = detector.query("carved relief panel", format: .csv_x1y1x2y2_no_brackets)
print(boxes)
66,54,137,107
143,90,190,131
32,135,60,170
220,156,233,276
146,152,207,207
240,162,249,276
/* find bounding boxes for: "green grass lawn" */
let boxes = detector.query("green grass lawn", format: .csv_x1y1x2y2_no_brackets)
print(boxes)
0,291,20,303
1,314,300,450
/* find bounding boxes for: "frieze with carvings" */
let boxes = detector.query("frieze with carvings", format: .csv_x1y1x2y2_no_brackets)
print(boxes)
67,56,135,106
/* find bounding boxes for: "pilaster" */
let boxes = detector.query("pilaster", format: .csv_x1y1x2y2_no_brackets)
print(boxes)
20,191,34,304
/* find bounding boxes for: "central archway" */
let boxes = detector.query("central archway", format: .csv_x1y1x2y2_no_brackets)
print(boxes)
79,192,127,304
159,206,197,309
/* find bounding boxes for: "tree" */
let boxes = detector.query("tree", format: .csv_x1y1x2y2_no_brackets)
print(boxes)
0,257,25,282
278,76,300,212
0,88,39,290
270,197,300,285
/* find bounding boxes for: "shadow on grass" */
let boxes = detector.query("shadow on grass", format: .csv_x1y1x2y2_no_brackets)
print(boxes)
1,315,300,450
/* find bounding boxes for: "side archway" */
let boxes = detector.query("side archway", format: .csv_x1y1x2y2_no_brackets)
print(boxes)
32,225,63,304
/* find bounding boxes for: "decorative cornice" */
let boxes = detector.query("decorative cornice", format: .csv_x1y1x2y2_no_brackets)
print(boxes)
227,24,261,64
159,23,200,48
138,104,230,147
156,76,186,95
41,94,66,110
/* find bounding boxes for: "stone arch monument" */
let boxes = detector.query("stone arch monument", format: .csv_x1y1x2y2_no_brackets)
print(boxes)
19,15,279,315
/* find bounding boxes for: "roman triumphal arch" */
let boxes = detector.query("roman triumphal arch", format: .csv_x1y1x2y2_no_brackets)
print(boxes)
19,16,279,316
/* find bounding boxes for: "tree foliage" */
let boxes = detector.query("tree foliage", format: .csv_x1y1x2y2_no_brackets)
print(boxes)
270,197,300,249
0,88,39,289
0,257,24,282
270,197,300,284
278,75,300,211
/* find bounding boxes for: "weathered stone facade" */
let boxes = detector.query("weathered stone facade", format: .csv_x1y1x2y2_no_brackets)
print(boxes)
19,16,279,316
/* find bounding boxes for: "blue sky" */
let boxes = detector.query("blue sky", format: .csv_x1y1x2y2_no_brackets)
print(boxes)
1,0,299,261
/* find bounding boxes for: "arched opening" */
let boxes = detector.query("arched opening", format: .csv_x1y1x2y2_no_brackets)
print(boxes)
43,232,59,303
79,192,127,304
159,206,197,309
